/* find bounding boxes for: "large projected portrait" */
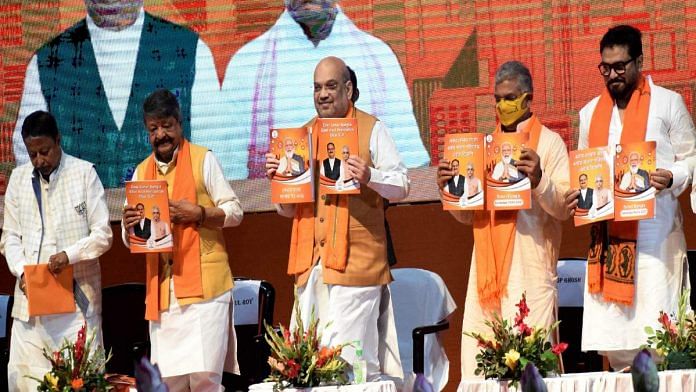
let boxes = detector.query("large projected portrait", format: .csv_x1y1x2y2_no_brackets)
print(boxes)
1,0,695,212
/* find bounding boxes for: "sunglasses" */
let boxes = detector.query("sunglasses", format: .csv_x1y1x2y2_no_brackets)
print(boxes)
597,58,635,76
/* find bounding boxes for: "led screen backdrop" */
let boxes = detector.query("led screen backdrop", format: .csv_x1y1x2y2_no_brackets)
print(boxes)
1,1,694,215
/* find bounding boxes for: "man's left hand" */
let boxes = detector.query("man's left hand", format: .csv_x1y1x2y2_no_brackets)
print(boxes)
48,251,69,274
516,148,543,189
169,199,202,225
650,168,673,191
346,155,372,184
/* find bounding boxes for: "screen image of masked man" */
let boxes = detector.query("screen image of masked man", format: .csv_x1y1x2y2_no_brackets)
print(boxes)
13,0,221,188
217,0,429,180
1,111,113,391
121,90,244,391
564,25,696,370
265,57,406,383
437,61,570,378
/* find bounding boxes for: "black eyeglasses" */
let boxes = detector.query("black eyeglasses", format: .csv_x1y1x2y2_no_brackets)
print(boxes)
597,58,635,76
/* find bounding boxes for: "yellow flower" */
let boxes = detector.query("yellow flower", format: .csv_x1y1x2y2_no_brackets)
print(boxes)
656,348,666,357
504,349,521,370
524,334,535,344
45,372,59,388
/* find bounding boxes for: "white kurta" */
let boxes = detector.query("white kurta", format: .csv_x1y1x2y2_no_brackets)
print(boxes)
1,154,112,391
121,150,243,378
13,7,222,167
451,120,570,378
579,77,696,351
217,7,428,180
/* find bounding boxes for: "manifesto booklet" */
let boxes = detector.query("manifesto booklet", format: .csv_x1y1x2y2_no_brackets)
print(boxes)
614,141,656,221
440,133,484,210
570,146,614,226
270,127,314,204
484,132,531,210
316,118,360,194
125,180,173,253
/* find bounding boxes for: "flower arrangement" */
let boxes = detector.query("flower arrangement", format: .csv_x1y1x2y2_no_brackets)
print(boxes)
644,289,696,370
464,293,567,387
29,324,112,391
264,299,349,390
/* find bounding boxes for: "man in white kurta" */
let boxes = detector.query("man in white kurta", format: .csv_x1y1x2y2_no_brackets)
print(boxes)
13,1,221,189
122,90,244,391
266,57,406,383
574,25,696,369
1,111,112,391
220,0,429,180
439,61,570,378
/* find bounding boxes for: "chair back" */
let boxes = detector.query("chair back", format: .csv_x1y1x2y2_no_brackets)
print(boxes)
101,283,148,376
390,268,456,392
557,258,586,308
0,295,13,390
556,258,603,373
223,278,275,392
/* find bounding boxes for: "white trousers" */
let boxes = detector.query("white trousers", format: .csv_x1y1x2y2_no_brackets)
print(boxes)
163,372,223,392
294,264,382,382
8,312,101,392
150,289,234,392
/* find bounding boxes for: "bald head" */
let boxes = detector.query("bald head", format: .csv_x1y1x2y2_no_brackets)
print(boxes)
314,56,353,118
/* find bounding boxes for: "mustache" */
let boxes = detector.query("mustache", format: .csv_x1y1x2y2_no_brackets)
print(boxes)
154,136,174,147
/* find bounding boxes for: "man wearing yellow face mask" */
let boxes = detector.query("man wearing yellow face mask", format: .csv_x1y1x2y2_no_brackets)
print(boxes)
436,61,571,378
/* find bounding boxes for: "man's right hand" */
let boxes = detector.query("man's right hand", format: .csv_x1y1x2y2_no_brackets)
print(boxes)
265,153,279,179
563,188,580,218
436,159,453,189
122,204,141,230
19,274,26,295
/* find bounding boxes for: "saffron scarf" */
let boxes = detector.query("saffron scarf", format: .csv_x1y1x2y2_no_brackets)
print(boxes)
472,115,542,309
287,105,355,276
143,139,203,321
587,75,650,306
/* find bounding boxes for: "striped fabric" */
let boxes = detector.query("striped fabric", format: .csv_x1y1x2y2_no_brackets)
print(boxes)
1,153,112,322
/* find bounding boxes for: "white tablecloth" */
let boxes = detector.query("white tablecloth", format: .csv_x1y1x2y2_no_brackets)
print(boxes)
249,380,396,392
457,370,696,391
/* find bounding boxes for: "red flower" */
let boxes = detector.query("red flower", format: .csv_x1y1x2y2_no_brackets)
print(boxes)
517,322,532,337
658,312,677,335
286,359,301,379
516,294,530,320
52,351,63,367
73,324,87,377
552,342,568,355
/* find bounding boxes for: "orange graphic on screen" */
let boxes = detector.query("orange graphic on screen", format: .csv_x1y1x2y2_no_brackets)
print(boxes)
613,141,656,222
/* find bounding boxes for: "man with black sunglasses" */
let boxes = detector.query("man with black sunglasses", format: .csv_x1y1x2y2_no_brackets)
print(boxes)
564,24,696,370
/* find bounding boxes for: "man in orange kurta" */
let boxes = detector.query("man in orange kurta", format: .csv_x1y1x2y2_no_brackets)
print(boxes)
265,56,407,382
436,61,570,378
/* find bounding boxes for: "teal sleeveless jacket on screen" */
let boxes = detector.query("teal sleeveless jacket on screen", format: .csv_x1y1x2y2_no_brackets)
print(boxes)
36,12,197,188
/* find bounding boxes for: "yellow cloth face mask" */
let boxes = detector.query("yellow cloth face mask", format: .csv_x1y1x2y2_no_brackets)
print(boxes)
496,93,529,127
